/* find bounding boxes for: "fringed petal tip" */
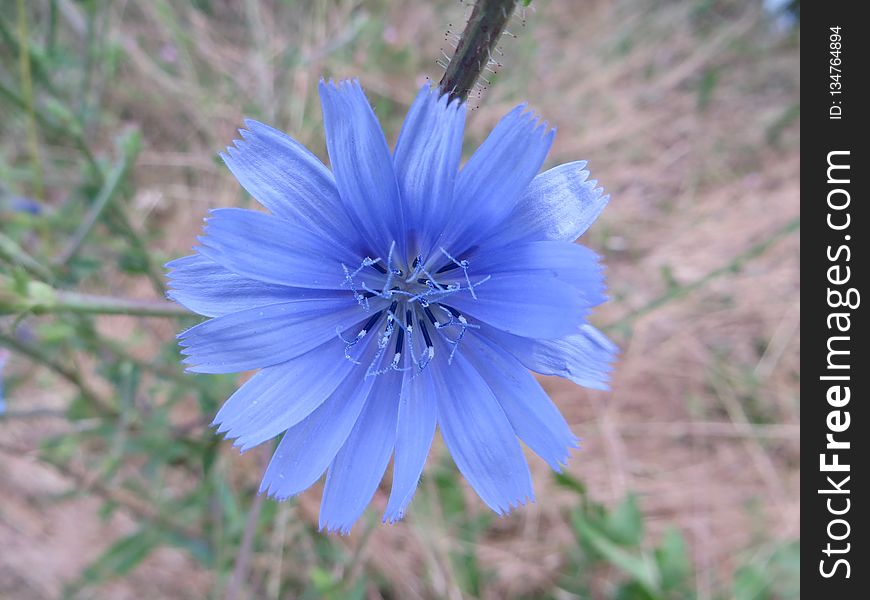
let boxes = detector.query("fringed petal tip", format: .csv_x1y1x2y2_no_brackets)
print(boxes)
492,493,536,517
509,103,556,139
318,522,354,536
257,480,294,503
318,77,363,94
548,437,583,474
414,80,468,111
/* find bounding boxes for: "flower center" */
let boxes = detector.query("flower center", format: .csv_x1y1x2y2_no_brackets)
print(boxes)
340,243,488,377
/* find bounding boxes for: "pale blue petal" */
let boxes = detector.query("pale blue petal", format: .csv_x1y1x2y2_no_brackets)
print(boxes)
221,120,358,249
178,298,381,373
212,337,363,451
393,84,466,258
435,352,534,514
442,241,607,305
442,104,554,253
166,254,343,318
462,335,578,471
481,323,617,390
493,161,608,245
319,369,402,534
447,274,590,339
383,367,437,523
259,359,378,501
319,79,405,258
197,208,377,290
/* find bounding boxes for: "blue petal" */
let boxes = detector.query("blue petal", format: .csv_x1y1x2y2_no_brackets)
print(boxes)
442,104,554,253
166,254,343,318
462,334,578,471
178,298,379,373
481,323,618,390
494,161,608,245
393,84,466,259
221,120,358,249
383,367,437,523
443,241,607,305
447,274,590,339
435,351,534,514
319,79,405,258
212,337,364,451
319,370,403,534
197,208,377,290
259,359,378,501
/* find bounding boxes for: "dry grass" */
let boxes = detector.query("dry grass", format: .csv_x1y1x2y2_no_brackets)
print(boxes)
1,0,799,598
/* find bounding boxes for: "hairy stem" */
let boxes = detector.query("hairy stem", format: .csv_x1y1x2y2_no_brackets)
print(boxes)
438,0,517,102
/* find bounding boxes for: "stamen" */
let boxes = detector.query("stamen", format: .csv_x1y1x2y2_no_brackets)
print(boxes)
360,311,384,336
423,305,439,326
340,241,481,377
337,310,385,364
439,247,477,299
392,324,405,368
436,262,461,274
419,318,436,360
440,303,468,325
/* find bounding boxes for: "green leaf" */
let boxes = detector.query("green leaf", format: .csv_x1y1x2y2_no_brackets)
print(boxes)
605,494,644,546
82,529,160,583
554,471,588,498
733,564,768,600
572,515,661,593
655,528,691,591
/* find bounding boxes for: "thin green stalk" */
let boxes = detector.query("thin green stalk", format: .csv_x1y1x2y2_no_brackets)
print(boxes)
0,11,59,93
55,130,142,265
0,232,54,280
604,217,800,332
0,78,100,174
439,0,517,101
0,81,163,294
0,330,113,416
45,290,191,317
78,323,208,390
16,0,44,199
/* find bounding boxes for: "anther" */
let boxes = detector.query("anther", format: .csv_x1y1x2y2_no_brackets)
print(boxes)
419,319,435,360
440,304,469,325
359,311,384,338
423,306,439,326
436,262,461,274
371,262,388,274
393,325,405,367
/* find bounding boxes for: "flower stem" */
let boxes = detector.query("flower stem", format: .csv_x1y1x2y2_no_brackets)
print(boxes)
0,232,53,281
438,0,517,102
46,290,192,317
604,217,800,332
0,276,191,318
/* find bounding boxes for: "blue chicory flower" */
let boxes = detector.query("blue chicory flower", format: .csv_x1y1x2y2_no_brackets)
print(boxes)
168,79,616,533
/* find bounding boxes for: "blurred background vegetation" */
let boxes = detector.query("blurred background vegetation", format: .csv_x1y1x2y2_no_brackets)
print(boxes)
1,0,799,598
